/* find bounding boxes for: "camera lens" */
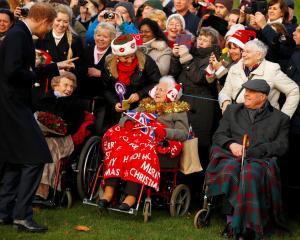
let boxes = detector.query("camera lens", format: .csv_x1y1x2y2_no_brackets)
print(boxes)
20,7,29,17
104,12,115,19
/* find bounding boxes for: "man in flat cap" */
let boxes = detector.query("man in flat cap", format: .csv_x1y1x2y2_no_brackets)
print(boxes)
205,79,290,239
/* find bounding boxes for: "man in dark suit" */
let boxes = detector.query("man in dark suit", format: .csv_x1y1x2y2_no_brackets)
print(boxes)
0,3,75,232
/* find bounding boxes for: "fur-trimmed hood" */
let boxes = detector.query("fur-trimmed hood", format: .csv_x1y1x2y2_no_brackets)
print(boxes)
150,40,169,51
105,49,146,79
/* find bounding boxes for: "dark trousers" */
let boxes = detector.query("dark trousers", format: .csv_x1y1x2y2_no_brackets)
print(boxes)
0,163,44,221
106,178,141,197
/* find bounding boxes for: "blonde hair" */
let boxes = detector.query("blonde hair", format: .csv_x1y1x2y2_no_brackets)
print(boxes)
51,72,77,89
94,22,117,40
55,4,73,59
147,9,167,30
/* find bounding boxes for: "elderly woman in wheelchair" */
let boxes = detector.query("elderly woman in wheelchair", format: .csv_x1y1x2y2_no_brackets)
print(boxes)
98,75,190,211
202,80,292,240
32,72,94,205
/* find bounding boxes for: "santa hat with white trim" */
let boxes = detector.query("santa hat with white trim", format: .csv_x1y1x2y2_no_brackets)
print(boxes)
228,29,256,49
111,34,137,56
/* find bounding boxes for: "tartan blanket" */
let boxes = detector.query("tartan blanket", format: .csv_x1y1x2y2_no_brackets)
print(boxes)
205,145,284,239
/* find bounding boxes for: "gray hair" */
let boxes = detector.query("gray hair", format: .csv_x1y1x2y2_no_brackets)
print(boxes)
244,39,268,59
166,13,185,30
199,27,219,46
159,75,182,99
94,22,117,40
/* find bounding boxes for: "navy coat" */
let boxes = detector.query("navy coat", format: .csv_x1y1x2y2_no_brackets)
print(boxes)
0,21,59,165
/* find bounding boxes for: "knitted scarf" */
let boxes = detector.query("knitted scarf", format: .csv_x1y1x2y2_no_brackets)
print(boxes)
117,57,138,85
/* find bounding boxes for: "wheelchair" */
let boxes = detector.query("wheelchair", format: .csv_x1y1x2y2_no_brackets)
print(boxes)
79,137,191,222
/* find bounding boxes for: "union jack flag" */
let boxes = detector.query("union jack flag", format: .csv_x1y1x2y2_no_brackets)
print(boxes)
124,111,157,139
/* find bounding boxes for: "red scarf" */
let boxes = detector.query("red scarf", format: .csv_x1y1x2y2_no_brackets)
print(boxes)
117,57,139,85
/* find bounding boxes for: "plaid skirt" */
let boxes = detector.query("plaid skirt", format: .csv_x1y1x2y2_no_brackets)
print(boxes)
205,145,284,239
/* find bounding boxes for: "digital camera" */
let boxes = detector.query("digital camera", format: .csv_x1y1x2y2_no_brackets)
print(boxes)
79,0,88,6
103,12,115,19
20,7,29,17
244,0,268,15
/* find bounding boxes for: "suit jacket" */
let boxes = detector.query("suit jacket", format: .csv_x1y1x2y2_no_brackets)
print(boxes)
213,102,290,159
0,21,59,165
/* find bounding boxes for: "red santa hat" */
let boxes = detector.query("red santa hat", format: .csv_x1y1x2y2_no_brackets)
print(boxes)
111,34,137,56
228,29,257,49
166,83,182,102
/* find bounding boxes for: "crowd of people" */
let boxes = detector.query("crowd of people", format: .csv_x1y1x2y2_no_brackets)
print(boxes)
0,0,299,239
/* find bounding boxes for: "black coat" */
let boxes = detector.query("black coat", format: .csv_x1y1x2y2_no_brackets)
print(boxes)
35,31,86,93
101,51,161,125
258,25,296,71
169,47,220,148
285,46,300,134
213,102,290,159
32,90,90,135
0,21,59,165
102,52,161,108
79,46,112,99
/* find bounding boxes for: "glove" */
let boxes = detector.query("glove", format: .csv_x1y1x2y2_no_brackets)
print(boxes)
71,112,95,146
178,45,189,57
71,127,91,147
123,119,134,131
154,127,166,142
178,45,193,64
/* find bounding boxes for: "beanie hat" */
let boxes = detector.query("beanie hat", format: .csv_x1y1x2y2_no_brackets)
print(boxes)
284,0,294,9
111,35,137,56
225,23,245,39
114,2,135,21
215,0,233,11
228,29,257,49
144,0,163,10
201,15,228,37
166,14,186,30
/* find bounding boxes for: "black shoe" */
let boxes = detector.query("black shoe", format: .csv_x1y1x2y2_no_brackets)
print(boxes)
221,223,234,238
118,203,130,211
13,219,48,233
32,196,55,208
0,218,12,225
98,199,109,209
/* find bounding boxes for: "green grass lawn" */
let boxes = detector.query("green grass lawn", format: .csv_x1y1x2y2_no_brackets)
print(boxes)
1,200,300,240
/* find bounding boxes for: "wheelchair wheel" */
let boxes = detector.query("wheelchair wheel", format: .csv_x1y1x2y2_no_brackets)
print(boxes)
60,189,72,209
77,136,103,200
194,209,210,228
169,184,191,217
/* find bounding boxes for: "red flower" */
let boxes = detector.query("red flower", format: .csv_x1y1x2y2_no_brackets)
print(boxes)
37,112,67,135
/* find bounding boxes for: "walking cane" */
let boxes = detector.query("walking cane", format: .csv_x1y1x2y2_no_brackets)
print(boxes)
241,134,250,172
240,134,250,196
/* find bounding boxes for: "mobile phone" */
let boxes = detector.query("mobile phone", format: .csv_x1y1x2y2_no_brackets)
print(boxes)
122,99,130,111
175,34,192,50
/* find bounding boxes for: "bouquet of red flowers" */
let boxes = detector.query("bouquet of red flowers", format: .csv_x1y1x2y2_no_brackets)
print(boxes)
35,111,68,136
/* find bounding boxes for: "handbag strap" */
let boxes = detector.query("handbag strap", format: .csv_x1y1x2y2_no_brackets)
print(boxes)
232,75,254,104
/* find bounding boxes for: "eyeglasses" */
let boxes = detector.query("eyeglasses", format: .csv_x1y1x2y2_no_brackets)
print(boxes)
168,23,181,28
140,30,152,34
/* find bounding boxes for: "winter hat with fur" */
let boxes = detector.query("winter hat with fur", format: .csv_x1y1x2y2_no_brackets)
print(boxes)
111,34,137,56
